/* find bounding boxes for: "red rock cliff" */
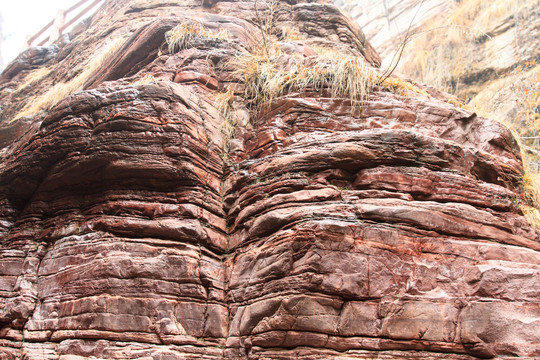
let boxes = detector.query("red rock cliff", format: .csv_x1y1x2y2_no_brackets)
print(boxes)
0,0,539,359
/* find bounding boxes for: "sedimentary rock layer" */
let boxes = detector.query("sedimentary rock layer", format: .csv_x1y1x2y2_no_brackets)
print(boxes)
0,0,538,359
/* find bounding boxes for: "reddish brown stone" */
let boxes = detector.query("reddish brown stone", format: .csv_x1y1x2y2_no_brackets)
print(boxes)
0,0,539,359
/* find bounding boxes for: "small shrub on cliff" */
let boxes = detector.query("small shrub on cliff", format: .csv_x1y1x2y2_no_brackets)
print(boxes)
165,21,230,54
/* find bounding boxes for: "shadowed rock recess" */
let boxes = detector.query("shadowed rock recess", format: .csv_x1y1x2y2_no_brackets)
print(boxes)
0,0,539,359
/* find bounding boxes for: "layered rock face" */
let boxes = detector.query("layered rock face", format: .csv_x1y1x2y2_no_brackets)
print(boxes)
0,0,539,359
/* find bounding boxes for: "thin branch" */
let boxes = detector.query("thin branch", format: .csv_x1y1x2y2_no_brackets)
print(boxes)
378,22,496,85
378,0,425,84
252,0,278,58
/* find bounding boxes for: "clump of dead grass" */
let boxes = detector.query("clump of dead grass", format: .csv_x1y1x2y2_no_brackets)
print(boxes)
230,51,285,105
165,21,230,54
523,207,540,228
521,171,540,228
505,127,540,229
131,73,160,86
329,55,378,106
12,37,126,122
215,87,238,138
231,46,381,109
230,43,432,110
17,66,54,91
381,76,430,97
278,26,306,41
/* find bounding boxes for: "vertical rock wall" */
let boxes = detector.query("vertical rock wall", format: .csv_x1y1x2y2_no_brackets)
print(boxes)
0,0,538,359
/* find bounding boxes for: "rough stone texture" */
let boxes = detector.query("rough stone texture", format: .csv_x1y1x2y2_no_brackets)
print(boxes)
0,0,539,359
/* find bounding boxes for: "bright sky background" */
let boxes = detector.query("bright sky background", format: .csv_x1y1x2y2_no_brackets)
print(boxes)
1,0,103,70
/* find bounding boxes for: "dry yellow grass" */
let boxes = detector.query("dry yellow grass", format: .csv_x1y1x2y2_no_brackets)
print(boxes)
380,76,430,97
131,73,160,86
231,42,435,111
329,56,378,108
522,171,540,228
229,51,283,105
400,27,481,92
215,87,237,138
502,125,540,228
400,0,535,94
279,26,306,41
523,206,540,228
523,172,540,203
231,46,379,109
12,37,126,122
448,0,521,30
17,67,53,91
314,46,431,98
165,21,230,54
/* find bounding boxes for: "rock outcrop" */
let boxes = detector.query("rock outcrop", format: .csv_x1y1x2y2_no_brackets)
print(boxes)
0,0,539,359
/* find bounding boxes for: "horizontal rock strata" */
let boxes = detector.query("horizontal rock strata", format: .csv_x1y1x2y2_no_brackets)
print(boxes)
0,0,538,359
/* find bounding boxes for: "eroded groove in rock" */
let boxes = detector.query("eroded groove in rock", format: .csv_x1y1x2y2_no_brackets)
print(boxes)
0,0,539,359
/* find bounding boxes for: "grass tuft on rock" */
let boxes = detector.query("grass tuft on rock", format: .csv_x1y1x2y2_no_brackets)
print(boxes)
230,43,431,110
165,21,230,54
521,171,540,228
17,67,54,91
216,87,238,139
12,37,126,122
230,47,376,109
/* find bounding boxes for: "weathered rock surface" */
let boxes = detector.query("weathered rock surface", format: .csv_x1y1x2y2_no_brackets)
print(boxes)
0,0,539,359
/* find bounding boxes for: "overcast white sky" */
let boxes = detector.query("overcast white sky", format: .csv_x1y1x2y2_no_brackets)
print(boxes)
1,0,103,69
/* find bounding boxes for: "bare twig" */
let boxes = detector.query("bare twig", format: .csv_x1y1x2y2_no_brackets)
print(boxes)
253,0,278,58
378,0,425,84
379,23,496,85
